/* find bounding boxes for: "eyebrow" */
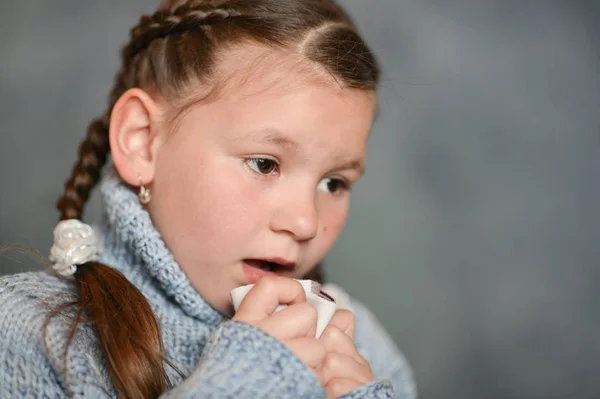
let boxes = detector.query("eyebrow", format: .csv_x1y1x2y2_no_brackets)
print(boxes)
233,128,300,148
332,159,365,176
260,130,301,150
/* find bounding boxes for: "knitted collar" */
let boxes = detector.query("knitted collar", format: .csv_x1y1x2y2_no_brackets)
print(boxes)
98,167,225,326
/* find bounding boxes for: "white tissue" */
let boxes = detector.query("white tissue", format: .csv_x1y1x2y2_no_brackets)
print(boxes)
230,279,338,338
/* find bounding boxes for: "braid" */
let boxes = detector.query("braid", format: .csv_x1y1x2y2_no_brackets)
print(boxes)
56,116,110,220
125,4,239,60
56,64,132,220
57,34,137,221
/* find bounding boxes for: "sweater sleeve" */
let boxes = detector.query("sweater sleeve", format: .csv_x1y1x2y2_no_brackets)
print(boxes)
160,320,327,398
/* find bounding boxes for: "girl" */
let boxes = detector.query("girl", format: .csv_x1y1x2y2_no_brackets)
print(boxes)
0,1,415,398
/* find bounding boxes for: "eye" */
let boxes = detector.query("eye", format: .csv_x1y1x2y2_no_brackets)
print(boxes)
246,158,279,175
318,177,349,195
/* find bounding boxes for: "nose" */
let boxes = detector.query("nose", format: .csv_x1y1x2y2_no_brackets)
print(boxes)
270,191,319,242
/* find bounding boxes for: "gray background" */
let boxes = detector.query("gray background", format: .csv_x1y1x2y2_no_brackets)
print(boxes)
1,1,599,398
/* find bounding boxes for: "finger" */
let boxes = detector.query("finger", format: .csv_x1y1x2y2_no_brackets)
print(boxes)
325,377,361,399
283,337,327,371
234,276,306,320
260,302,318,340
319,352,374,386
320,324,365,364
328,309,355,339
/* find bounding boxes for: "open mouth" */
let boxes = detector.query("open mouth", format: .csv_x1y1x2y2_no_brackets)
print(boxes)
244,259,295,274
258,260,279,272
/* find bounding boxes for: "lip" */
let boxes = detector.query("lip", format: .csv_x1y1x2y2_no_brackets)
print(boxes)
241,258,297,284
242,261,278,284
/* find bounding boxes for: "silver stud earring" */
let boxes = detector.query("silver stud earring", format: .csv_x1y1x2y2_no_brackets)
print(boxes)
138,175,151,204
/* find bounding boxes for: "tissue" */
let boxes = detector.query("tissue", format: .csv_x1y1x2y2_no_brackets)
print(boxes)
230,279,337,338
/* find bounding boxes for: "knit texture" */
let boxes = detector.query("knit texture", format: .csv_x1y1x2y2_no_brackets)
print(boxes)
0,168,415,398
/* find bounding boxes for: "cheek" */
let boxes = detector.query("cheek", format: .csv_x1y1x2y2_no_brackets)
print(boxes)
319,201,349,241
186,165,264,235
303,203,348,269
154,150,264,239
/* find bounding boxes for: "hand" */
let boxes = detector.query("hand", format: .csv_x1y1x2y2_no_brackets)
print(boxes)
317,309,375,398
232,276,327,372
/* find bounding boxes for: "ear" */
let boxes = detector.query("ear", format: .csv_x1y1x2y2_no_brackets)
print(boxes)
109,88,163,186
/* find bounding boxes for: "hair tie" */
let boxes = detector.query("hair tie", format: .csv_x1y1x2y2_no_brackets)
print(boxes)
49,219,102,277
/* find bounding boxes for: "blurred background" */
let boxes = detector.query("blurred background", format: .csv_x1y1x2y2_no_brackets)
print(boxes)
1,1,599,398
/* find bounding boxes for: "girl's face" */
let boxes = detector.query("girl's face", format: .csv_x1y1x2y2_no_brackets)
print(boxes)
146,53,376,315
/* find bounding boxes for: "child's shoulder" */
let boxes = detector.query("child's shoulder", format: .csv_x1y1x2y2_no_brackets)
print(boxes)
0,271,79,347
0,272,113,396
0,270,77,308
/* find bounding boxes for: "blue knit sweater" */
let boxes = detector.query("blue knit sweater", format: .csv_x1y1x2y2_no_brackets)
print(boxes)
0,169,416,398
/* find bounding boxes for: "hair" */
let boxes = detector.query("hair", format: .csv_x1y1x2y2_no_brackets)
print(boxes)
52,1,380,397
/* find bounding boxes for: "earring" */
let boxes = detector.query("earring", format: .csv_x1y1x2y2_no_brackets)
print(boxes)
138,175,151,204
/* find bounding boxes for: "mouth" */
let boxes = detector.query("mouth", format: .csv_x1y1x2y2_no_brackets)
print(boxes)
243,258,296,284
244,258,296,273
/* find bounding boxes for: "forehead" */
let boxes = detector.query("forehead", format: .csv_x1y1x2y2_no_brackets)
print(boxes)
209,42,375,104
221,45,375,124
169,44,376,160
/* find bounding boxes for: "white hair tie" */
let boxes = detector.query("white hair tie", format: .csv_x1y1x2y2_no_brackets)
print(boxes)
49,219,102,277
